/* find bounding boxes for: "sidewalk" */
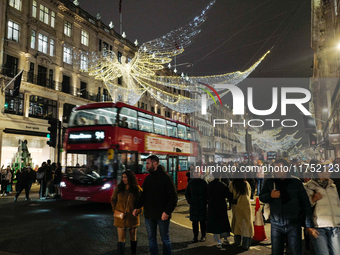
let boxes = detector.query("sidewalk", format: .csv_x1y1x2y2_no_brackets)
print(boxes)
171,192,272,242
0,182,57,204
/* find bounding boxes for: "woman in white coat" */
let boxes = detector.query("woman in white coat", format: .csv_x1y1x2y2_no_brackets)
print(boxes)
304,164,340,255
229,178,253,250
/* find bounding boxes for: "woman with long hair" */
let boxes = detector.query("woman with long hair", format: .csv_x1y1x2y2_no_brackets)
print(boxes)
229,177,253,250
111,171,143,255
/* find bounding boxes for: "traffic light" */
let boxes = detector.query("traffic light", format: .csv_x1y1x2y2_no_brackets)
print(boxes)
309,134,317,147
47,119,59,147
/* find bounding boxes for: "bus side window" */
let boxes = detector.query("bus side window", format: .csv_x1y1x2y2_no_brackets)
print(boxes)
178,124,187,140
153,117,166,135
167,121,177,138
119,107,137,129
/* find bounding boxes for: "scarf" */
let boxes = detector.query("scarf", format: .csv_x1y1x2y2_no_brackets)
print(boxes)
315,178,329,189
274,179,291,204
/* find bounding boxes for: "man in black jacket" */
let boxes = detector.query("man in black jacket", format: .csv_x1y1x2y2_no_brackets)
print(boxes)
259,158,316,255
14,167,32,202
133,155,178,255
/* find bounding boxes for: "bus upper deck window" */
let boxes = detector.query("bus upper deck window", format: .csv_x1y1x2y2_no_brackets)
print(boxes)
119,107,137,129
153,117,166,135
178,124,187,140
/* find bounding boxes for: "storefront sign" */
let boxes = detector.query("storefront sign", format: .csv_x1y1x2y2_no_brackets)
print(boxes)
145,135,191,154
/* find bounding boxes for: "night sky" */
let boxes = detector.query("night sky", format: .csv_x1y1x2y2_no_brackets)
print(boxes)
79,0,312,78
79,0,312,148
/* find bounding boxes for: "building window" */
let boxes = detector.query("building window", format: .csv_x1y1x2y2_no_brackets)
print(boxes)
81,30,89,46
80,54,88,71
48,69,54,89
141,102,144,109
50,39,54,56
151,106,154,113
7,21,19,42
29,95,57,119
103,41,109,51
27,62,34,83
99,39,102,51
157,108,161,115
63,46,72,64
31,30,36,49
64,21,72,37
39,5,49,25
51,11,55,28
103,89,108,101
38,33,48,53
62,75,71,94
32,1,37,17
63,103,76,123
118,51,122,63
9,0,21,11
5,90,23,116
80,81,87,99
118,77,122,85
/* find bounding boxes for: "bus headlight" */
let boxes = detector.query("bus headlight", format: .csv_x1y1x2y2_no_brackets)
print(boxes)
101,183,111,190
60,182,66,187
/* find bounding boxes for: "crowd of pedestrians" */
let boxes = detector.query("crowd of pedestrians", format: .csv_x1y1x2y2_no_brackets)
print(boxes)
0,159,62,202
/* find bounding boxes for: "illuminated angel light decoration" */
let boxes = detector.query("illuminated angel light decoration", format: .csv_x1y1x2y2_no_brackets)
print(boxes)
76,0,269,113
235,128,302,152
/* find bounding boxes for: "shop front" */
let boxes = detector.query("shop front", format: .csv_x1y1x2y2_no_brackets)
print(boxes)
0,118,52,168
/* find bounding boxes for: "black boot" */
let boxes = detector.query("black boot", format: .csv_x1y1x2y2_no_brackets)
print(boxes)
117,242,125,255
131,240,137,255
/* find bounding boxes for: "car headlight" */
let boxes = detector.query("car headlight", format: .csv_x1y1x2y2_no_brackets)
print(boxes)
60,181,66,187
101,183,111,190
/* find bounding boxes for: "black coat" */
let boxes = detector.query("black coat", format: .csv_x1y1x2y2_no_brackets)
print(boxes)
207,179,233,234
135,166,178,220
185,178,207,222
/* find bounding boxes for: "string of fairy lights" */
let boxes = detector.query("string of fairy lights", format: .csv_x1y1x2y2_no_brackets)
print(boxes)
74,0,270,113
235,128,302,152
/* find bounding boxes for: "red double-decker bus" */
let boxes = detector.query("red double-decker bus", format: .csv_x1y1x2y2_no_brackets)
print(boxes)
61,102,201,203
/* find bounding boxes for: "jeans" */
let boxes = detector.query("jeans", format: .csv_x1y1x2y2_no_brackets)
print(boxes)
271,223,302,255
192,221,206,239
39,180,46,197
145,218,172,255
257,178,264,195
312,227,340,255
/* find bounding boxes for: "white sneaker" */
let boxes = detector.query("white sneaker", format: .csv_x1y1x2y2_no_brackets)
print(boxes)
4,193,7,196
14,197,17,202
216,243,222,249
0,194,3,196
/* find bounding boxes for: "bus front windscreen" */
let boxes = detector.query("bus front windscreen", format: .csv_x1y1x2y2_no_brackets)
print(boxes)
65,151,115,183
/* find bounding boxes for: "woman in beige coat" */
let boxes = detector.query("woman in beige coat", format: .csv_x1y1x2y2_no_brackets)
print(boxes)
229,178,253,250
111,171,142,255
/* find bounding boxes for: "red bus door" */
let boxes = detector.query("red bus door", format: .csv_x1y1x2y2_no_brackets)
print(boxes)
168,156,178,189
